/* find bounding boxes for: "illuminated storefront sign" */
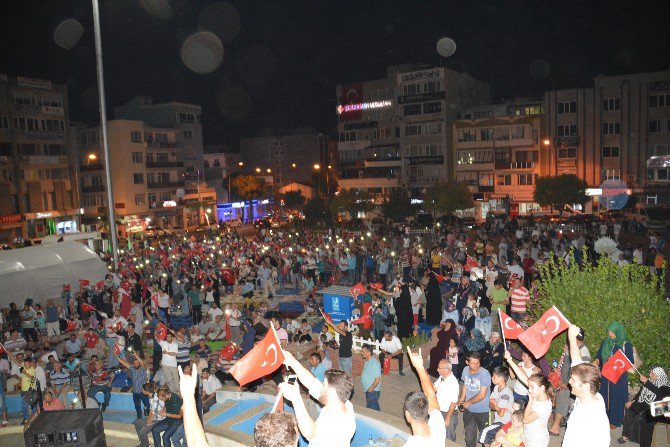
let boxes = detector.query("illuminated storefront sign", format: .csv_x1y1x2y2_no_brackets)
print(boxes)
36,212,53,219
162,200,177,208
336,100,392,115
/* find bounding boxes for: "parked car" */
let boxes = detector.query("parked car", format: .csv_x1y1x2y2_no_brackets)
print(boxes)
144,226,163,237
224,218,243,228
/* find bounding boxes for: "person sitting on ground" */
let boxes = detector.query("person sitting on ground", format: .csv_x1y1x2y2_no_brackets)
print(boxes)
133,384,164,447
199,367,222,414
206,315,226,341
402,346,447,446
309,352,326,383
63,332,82,358
40,390,65,412
379,330,404,376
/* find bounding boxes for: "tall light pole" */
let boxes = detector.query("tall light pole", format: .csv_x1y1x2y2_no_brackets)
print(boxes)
92,0,118,268
313,164,321,196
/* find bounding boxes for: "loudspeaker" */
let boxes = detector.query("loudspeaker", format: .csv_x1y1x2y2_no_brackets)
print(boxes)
24,409,106,447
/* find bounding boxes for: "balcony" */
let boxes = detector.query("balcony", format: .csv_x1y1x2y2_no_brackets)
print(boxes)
148,181,185,189
479,185,495,192
82,185,105,193
22,155,69,165
494,161,536,170
364,157,402,168
81,163,103,171
21,130,65,140
554,136,580,148
146,161,184,168
146,140,177,148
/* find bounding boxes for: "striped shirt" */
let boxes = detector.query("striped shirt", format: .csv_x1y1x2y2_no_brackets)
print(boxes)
510,286,530,313
176,340,191,364
49,370,70,387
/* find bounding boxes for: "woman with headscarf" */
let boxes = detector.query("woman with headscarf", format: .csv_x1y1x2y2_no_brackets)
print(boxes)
482,331,504,373
619,367,670,447
594,321,635,428
441,299,459,324
394,283,414,340
463,328,486,355
461,306,476,334
424,272,442,325
475,307,492,340
427,319,458,377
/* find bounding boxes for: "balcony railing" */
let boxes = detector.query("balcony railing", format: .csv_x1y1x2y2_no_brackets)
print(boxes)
148,181,185,189
81,163,103,171
146,140,177,148
146,161,184,168
494,161,536,170
82,185,105,193
479,185,495,192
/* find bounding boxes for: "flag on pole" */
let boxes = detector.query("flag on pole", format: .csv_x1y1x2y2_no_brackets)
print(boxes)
601,349,635,384
431,270,446,283
81,303,97,313
229,324,285,386
217,342,238,362
79,279,90,288
369,282,384,290
517,306,570,359
319,308,335,326
155,322,168,341
498,310,525,340
349,282,366,298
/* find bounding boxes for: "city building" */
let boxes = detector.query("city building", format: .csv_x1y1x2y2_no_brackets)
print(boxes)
336,64,490,201
544,70,670,207
0,75,80,242
203,146,242,203
114,95,204,174
239,129,333,190
453,98,546,220
76,120,215,233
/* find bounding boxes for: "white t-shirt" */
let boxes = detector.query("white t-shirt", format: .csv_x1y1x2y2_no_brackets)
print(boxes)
403,409,447,447
380,336,402,354
434,374,459,412
562,393,610,447
209,307,223,319
158,340,178,367
524,399,552,447
307,378,355,446
201,375,222,395
512,362,536,396
157,291,170,308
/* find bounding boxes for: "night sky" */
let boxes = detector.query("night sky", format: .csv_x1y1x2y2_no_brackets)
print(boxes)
1,0,668,147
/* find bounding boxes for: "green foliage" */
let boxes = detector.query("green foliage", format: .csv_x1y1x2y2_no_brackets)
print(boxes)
303,196,332,223
280,190,306,210
381,188,414,221
423,182,473,216
330,189,374,217
532,250,670,378
230,175,266,201
533,174,588,210
401,333,431,351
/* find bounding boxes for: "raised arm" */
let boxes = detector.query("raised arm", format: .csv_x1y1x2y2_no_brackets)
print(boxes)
567,325,583,367
178,365,210,447
503,350,528,387
407,347,439,412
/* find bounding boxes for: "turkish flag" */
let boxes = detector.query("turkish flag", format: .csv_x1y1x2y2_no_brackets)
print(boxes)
499,310,525,340
155,322,168,341
431,270,446,283
351,303,373,329
81,303,96,313
218,342,238,362
338,83,364,120
319,308,335,327
601,349,634,384
121,281,131,291
113,342,122,356
517,307,570,359
92,371,109,384
221,268,236,285
350,282,366,298
229,326,285,386
369,282,384,290
79,279,90,288
464,256,479,272
151,293,159,308
95,280,105,290
66,320,76,332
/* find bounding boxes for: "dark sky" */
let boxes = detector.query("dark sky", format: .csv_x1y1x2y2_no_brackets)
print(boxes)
1,0,668,147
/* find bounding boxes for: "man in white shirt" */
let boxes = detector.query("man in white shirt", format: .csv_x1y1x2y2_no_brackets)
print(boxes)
199,368,222,413
562,325,610,447
434,359,459,441
105,310,128,369
208,303,223,320
226,304,242,345
158,332,180,395
379,331,405,376
403,347,446,446
279,351,356,446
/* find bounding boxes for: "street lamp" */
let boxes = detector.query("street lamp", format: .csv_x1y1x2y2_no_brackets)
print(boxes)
291,163,296,168
238,161,244,167
543,138,551,146
313,164,320,170
266,168,271,173
88,153,97,161
255,167,261,173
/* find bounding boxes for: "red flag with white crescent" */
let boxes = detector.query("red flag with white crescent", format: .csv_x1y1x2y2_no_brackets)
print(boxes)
155,322,168,341
498,310,525,340
217,342,237,362
81,303,97,313
79,278,90,288
369,282,384,290
349,282,366,298
229,325,285,386
517,307,570,358
601,349,634,384
431,270,446,283
151,293,159,308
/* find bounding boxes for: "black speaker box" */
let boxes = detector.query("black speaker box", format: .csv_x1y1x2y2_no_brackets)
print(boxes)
24,409,106,447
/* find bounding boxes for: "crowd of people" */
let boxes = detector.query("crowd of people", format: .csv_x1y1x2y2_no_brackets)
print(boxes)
0,213,668,447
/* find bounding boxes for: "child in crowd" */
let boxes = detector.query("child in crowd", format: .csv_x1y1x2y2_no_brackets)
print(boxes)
491,409,525,447
448,337,460,378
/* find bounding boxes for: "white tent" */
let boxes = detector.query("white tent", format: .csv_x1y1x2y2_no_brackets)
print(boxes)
0,242,108,306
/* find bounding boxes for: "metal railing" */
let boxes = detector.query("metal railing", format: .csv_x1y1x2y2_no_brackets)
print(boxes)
148,181,185,189
146,161,184,168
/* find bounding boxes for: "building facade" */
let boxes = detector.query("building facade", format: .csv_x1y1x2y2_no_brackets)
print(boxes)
544,70,670,206
336,65,489,200
453,99,546,220
0,75,80,242
203,147,242,203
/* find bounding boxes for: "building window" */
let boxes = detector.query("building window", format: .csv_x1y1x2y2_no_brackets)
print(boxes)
457,129,476,142
423,102,442,114
338,131,357,142
480,128,494,141
423,81,440,93
133,173,144,184
183,130,193,138
557,125,578,137
403,84,421,95
130,131,142,142
0,116,8,129
511,126,525,139
515,151,539,163
132,152,143,163
649,120,666,133
178,112,195,124
524,106,545,115
658,170,669,180
558,148,577,158
403,104,422,116
602,98,621,111
557,101,577,114
601,146,620,158
654,144,670,156
518,174,534,185
649,94,670,108
405,125,422,136
424,122,442,134
602,122,621,135
134,193,146,205
496,174,512,186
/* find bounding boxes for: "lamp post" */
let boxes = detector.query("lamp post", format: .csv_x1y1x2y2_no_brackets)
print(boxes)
313,164,321,196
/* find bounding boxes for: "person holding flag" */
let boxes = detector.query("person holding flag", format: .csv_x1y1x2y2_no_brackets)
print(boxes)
278,351,356,446
593,321,635,428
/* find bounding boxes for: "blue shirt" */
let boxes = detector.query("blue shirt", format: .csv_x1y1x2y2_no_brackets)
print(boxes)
361,357,382,392
348,255,357,270
311,363,326,383
461,366,491,413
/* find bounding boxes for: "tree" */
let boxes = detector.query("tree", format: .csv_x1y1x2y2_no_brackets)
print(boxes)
533,251,669,381
279,190,306,210
381,188,413,221
534,174,588,211
330,189,374,219
230,175,266,221
303,197,331,224
423,182,473,216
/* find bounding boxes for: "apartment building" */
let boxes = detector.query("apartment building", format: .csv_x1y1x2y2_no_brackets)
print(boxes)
453,99,546,220
336,65,489,200
203,146,242,203
0,75,79,241
544,69,670,206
